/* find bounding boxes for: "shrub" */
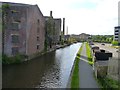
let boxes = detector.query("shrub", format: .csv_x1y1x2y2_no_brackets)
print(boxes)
112,41,118,46
2,54,26,64
2,54,10,64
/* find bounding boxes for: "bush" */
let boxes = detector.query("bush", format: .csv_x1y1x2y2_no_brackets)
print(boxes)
112,41,118,46
2,54,26,64
2,54,10,64
14,54,22,64
97,77,120,89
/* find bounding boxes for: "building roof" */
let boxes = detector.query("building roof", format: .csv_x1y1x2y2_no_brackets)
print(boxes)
1,2,32,6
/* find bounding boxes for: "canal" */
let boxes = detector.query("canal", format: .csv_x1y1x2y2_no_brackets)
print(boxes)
3,43,82,88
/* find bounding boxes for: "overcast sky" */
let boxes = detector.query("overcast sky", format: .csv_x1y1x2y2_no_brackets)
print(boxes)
1,0,120,35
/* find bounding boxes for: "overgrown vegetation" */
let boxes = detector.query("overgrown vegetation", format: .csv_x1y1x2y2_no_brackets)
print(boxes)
2,4,10,55
112,40,119,46
85,42,94,65
97,76,120,90
2,54,27,64
71,43,83,88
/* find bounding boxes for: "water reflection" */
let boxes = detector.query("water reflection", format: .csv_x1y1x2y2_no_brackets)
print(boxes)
3,43,82,88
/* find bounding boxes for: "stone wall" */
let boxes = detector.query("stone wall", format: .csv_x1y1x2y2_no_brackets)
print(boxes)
107,57,119,81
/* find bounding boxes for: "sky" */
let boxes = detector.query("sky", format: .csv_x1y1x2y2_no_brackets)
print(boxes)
1,0,120,35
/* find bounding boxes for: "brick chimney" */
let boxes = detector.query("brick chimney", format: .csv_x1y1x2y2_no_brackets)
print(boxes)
63,18,65,35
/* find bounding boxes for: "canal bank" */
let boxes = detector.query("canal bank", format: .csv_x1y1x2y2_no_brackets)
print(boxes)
3,43,82,88
67,42,99,88
67,43,83,88
27,43,73,61
2,43,74,65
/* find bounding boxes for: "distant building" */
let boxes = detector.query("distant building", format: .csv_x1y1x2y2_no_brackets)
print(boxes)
45,11,61,48
114,26,120,43
64,35,70,41
79,33,90,41
54,18,61,44
2,2,45,57
71,34,80,39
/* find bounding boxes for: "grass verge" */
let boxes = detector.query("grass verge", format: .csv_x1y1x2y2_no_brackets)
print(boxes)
97,76,120,90
71,43,83,88
85,42,94,65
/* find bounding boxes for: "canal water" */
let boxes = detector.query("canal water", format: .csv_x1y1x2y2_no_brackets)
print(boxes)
3,43,82,88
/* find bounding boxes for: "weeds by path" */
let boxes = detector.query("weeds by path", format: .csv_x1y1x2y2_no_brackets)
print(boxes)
85,42,94,65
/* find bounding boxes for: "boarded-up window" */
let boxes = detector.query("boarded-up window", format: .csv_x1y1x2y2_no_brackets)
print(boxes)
37,36,39,41
37,27,40,33
11,23,19,30
12,47,19,55
12,35,19,43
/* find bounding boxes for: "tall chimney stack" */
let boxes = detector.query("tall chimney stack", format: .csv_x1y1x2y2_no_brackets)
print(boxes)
50,11,52,17
63,18,65,35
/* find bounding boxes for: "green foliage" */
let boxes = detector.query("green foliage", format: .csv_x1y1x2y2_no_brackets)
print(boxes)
86,42,94,65
2,54,26,64
46,17,55,36
44,39,48,51
61,39,64,45
97,77,120,89
13,54,22,64
71,57,79,88
71,43,83,88
2,54,10,64
112,40,118,46
91,35,113,43
2,4,10,10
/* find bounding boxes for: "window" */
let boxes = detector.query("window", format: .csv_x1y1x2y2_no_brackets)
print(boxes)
37,27,40,33
115,30,119,32
12,47,19,55
11,23,19,30
11,10,21,23
37,36,39,41
115,33,118,35
115,36,118,38
12,35,19,43
37,19,40,24
11,10,19,13
37,45,39,50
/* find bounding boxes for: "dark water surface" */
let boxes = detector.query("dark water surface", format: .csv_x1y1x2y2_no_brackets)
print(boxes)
3,43,82,88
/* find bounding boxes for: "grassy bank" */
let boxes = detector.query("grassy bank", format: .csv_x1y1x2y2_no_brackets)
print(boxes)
85,42,94,65
71,43,83,88
97,76,120,90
